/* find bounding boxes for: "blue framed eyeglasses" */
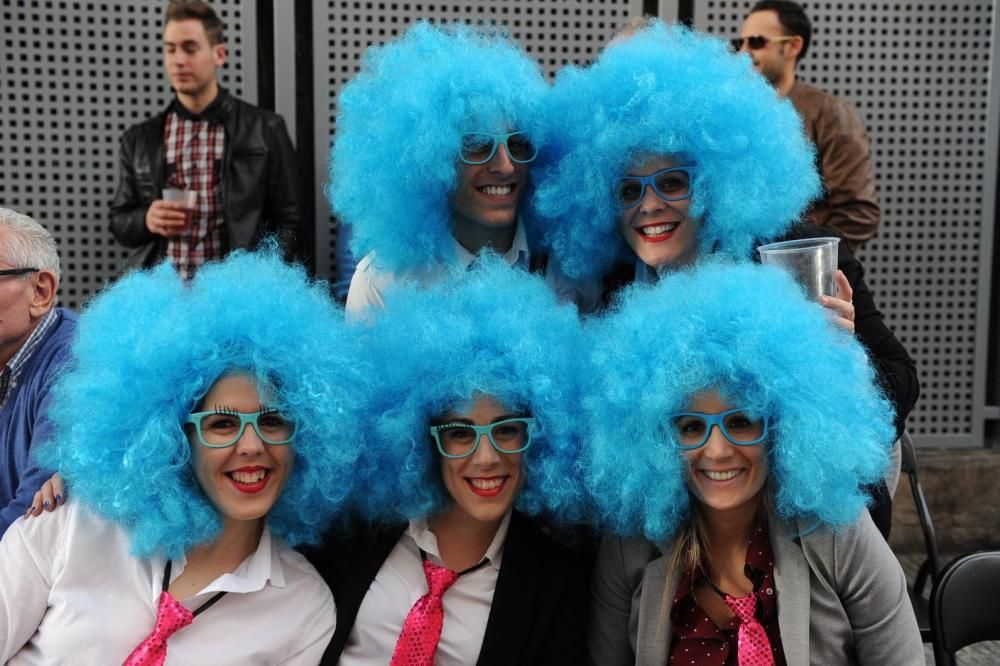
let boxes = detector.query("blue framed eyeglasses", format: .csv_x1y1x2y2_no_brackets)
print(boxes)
459,131,537,165
185,409,296,448
618,165,695,208
429,417,537,459
666,408,769,450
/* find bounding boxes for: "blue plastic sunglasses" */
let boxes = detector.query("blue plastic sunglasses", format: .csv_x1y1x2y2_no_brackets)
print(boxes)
666,408,770,450
459,131,537,165
186,409,296,449
429,417,537,459
618,165,695,208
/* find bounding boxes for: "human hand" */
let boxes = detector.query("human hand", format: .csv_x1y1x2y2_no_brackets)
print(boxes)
25,473,66,518
820,270,855,334
145,200,190,237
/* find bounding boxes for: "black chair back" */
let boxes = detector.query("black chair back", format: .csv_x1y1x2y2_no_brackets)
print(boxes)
899,430,941,641
930,550,1000,666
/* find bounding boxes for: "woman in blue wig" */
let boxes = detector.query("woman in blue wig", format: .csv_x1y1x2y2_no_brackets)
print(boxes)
331,22,567,314
0,251,364,664
583,262,922,665
533,22,917,534
306,257,590,665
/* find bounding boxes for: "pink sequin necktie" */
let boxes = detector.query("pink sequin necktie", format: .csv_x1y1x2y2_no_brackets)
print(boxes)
723,593,776,666
389,558,461,666
122,561,227,666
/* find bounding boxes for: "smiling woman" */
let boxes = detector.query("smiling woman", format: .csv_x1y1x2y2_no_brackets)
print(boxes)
582,262,923,665
306,256,591,665
0,250,367,664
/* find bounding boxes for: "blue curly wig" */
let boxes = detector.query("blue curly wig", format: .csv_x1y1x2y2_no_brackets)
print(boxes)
582,262,894,542
531,22,821,281
329,21,548,274
351,255,587,524
37,250,369,558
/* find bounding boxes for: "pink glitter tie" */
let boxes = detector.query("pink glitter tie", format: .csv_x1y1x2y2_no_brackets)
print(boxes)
389,558,461,666
122,590,194,666
723,593,775,666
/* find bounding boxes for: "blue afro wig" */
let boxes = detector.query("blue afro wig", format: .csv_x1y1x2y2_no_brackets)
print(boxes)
531,22,821,280
329,22,549,274
37,250,369,558
351,255,588,524
582,262,894,541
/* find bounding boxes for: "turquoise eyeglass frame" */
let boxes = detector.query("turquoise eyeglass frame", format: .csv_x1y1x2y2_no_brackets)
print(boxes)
618,165,696,209
429,417,537,459
666,408,770,450
459,131,538,165
185,410,296,449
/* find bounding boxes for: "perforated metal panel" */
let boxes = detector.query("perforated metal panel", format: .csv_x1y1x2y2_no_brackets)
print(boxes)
0,0,257,309
695,1,999,447
312,0,649,278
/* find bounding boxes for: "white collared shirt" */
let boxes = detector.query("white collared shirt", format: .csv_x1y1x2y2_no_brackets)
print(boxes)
0,500,335,665
339,510,512,666
345,220,531,316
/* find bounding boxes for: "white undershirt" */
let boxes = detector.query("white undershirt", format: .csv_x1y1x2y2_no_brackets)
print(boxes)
0,499,335,665
339,510,512,666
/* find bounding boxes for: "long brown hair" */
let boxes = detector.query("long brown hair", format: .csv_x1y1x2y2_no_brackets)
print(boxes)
656,487,775,634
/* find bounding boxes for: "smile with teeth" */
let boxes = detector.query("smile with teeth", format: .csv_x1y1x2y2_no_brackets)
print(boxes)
466,476,509,497
701,469,744,482
230,469,268,484
636,221,680,237
478,184,514,197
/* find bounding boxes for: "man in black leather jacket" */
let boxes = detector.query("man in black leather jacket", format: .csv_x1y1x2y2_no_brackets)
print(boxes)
109,0,302,273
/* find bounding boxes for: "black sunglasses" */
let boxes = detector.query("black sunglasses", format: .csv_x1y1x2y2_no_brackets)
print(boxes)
730,35,796,52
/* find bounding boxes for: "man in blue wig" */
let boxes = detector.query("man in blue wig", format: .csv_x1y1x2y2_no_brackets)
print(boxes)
330,23,573,314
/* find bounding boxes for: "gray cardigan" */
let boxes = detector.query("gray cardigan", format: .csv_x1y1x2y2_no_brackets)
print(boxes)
588,511,923,665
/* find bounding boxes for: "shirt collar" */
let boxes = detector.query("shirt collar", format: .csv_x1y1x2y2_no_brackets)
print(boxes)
452,218,530,270
169,86,230,123
0,308,58,404
406,508,513,572
170,524,287,598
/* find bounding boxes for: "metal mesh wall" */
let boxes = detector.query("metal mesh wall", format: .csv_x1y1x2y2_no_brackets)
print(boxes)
694,1,999,447
0,0,257,309
311,0,650,278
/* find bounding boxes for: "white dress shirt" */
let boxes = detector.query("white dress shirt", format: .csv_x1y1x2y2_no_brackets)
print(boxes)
0,499,335,665
339,510,512,666
345,220,531,316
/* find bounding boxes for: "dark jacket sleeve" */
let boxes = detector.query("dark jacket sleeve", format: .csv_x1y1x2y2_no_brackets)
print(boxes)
784,224,919,435
262,114,304,260
108,127,157,249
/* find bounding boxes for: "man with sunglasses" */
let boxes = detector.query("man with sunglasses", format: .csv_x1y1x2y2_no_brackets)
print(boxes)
332,23,567,315
0,209,76,537
738,0,879,251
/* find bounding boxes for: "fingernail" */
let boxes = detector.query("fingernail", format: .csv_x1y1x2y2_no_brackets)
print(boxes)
56,494,63,503
43,500,50,509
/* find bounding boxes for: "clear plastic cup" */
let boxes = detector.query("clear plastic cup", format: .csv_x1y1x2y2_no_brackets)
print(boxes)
757,237,840,301
162,188,197,225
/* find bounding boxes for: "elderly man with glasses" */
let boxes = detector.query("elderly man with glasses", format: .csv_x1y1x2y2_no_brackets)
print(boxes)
0,208,76,536
737,0,880,252
332,23,584,315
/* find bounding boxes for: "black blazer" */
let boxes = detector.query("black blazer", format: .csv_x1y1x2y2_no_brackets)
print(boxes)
305,510,589,665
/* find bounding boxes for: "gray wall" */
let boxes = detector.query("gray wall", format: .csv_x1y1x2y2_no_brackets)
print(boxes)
0,0,257,308
692,0,999,448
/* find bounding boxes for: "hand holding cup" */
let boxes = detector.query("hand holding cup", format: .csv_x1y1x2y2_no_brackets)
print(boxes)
146,189,197,237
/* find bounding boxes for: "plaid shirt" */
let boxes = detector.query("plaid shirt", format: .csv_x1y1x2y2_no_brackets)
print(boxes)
163,94,227,279
0,308,58,409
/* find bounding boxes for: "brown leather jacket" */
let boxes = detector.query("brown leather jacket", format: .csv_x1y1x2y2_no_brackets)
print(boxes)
788,79,879,251
109,89,302,269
